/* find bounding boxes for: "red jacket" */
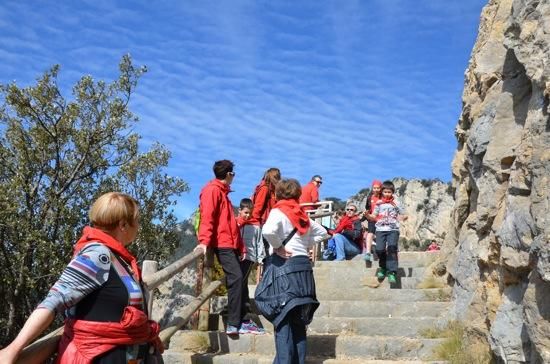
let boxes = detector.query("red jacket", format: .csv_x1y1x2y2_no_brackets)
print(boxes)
330,215,359,235
250,181,276,225
56,306,162,364
299,181,319,205
198,179,244,252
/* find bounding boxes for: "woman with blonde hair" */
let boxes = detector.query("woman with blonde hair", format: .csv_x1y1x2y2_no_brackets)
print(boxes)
0,192,163,364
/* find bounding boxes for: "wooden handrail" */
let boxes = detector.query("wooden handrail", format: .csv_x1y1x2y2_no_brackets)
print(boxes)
143,249,203,290
159,279,223,344
16,327,63,364
309,211,334,219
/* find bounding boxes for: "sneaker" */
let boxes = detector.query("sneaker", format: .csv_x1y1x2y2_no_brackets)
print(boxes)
376,268,386,279
363,253,372,262
387,272,397,284
225,325,239,335
239,320,265,335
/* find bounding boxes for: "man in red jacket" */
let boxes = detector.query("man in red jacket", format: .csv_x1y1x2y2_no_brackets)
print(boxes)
299,175,323,210
195,160,261,335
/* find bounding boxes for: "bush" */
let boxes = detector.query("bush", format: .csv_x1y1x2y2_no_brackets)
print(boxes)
409,239,420,250
430,321,493,363
416,204,424,212
399,237,410,251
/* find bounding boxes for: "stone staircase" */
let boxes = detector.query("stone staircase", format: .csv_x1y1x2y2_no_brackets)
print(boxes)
163,252,450,363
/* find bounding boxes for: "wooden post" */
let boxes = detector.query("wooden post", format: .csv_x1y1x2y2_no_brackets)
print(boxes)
142,260,159,318
197,249,214,331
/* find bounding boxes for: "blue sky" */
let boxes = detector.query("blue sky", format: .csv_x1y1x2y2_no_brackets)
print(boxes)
0,0,486,219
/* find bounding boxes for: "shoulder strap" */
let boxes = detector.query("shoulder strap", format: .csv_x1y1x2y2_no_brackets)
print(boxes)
281,227,298,246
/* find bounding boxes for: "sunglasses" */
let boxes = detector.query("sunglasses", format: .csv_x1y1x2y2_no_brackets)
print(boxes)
227,171,235,176
346,208,356,212
314,180,322,184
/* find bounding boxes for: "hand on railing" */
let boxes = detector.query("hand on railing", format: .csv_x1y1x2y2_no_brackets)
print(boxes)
194,244,207,256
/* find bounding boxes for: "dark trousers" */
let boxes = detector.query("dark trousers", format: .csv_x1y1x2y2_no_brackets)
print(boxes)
273,307,307,364
215,248,243,327
240,259,254,317
375,230,399,273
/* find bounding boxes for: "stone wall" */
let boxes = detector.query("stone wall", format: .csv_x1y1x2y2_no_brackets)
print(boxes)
442,0,550,362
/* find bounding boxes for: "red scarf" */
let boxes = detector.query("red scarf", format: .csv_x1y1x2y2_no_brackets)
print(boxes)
56,306,163,364
381,195,395,204
274,199,310,235
74,226,141,280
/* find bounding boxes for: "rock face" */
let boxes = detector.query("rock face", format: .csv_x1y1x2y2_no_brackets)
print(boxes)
443,0,550,362
351,178,454,243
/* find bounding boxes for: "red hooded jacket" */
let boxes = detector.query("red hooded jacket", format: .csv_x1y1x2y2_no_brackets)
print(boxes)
250,181,276,226
198,179,244,252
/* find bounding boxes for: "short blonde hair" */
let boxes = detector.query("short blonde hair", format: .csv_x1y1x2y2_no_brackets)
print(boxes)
89,192,139,230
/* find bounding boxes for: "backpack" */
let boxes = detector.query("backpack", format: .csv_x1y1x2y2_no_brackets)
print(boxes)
342,219,364,244
192,206,201,235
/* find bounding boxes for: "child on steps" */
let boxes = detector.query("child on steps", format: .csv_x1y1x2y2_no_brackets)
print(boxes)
368,180,408,284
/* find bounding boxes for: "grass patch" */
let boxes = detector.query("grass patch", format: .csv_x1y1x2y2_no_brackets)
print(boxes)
430,321,493,364
420,320,463,338
423,288,451,301
417,276,446,289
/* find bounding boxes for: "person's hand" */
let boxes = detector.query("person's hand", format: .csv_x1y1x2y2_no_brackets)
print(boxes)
274,246,293,259
240,252,247,262
194,244,207,255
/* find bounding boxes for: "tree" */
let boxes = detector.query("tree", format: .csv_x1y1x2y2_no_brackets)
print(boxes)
0,55,188,344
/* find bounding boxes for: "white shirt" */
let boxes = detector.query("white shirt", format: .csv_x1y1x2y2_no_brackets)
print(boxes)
262,208,328,257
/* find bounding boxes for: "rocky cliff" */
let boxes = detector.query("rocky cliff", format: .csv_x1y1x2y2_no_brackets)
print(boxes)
442,0,550,362
350,178,454,244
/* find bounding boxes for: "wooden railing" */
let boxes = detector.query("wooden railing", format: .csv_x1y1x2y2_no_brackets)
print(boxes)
16,248,217,364
301,200,335,263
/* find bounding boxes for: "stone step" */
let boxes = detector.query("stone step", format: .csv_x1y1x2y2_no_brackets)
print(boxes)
307,317,441,337
315,301,450,318
315,276,425,290
315,287,451,301
241,287,451,303
216,307,447,336
314,252,440,269
314,266,427,279
163,351,448,364
167,331,444,360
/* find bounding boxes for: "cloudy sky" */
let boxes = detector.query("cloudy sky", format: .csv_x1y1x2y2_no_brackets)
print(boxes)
0,0,486,219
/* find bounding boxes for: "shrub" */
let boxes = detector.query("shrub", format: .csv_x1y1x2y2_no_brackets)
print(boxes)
430,321,493,363
416,204,424,212
399,237,410,251
409,239,420,250
417,276,445,289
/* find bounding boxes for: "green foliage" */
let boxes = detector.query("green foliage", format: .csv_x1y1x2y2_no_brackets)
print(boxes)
325,196,347,212
416,203,424,212
0,56,188,344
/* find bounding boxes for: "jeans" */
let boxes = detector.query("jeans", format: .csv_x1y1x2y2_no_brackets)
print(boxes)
375,230,399,272
333,233,361,260
273,307,307,364
215,248,243,327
